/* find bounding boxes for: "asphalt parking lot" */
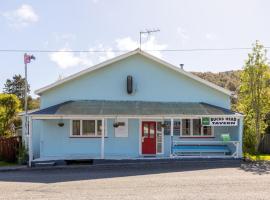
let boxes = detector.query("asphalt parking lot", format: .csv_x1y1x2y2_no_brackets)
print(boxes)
0,160,270,200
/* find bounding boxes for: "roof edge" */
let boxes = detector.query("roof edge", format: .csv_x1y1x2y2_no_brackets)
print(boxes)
35,49,140,95
35,48,233,96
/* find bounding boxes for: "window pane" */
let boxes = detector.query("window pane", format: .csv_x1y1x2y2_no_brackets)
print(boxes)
182,119,190,136
157,122,162,132
174,120,181,136
97,120,102,136
203,126,212,136
193,119,201,136
157,143,162,153
72,120,80,136
143,123,148,137
163,121,171,135
149,123,155,138
82,120,95,136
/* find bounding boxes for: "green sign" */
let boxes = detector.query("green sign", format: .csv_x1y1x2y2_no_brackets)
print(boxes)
202,117,210,126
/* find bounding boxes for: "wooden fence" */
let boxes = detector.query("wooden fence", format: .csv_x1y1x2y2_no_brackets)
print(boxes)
259,134,270,154
0,136,21,162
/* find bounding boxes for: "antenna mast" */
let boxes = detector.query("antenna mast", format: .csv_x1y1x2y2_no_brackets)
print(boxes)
139,28,160,49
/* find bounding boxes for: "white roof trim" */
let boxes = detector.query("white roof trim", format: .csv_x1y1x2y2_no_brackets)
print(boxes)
35,48,232,96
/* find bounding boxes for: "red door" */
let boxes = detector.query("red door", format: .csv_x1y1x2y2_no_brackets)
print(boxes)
142,121,156,154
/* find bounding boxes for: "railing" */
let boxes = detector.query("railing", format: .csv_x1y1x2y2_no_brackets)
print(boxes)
0,136,21,162
171,140,240,158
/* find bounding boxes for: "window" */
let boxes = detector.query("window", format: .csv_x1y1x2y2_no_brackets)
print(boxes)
72,120,80,136
163,120,181,136
181,119,213,137
82,120,95,136
182,119,191,136
192,119,201,136
156,122,163,154
71,119,104,137
174,120,181,136
203,126,212,136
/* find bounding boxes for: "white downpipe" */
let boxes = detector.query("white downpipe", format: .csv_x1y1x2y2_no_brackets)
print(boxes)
170,118,174,157
101,118,105,159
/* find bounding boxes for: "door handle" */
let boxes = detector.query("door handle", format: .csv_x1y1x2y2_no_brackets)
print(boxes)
142,137,144,143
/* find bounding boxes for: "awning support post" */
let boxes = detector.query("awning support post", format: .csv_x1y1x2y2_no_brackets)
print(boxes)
101,118,105,159
238,117,243,158
170,118,174,157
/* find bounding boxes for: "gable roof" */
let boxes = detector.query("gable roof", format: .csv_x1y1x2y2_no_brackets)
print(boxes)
35,49,233,96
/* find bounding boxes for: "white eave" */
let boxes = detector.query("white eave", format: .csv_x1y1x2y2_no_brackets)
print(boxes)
35,48,233,96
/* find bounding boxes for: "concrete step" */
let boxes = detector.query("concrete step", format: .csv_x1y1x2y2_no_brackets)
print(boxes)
34,162,56,167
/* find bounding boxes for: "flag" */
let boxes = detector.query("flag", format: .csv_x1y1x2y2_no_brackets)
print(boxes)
24,53,35,64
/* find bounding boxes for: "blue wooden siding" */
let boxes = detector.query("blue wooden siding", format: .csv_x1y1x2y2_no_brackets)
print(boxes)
40,54,230,109
31,118,240,159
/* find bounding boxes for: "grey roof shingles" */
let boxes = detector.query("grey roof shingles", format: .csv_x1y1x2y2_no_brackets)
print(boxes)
31,100,237,116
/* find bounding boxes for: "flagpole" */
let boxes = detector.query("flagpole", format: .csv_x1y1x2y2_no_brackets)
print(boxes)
24,54,28,136
23,53,35,167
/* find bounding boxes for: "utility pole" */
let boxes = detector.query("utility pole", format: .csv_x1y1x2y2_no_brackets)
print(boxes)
139,29,160,49
23,53,35,136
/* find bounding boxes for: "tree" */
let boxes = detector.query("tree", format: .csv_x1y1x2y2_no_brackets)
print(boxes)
3,74,29,102
237,41,270,153
0,94,21,137
3,74,39,110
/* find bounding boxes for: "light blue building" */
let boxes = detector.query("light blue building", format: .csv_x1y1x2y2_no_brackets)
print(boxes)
23,49,243,165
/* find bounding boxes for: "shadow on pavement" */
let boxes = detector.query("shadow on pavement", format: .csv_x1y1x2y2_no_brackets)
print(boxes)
240,161,270,175
0,160,245,184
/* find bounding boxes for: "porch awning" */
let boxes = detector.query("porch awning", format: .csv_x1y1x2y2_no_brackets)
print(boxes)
30,100,239,116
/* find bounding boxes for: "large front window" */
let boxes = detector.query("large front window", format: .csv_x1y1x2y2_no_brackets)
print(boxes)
71,119,104,137
181,118,213,137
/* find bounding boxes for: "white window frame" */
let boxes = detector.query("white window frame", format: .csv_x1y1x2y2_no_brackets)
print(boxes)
156,121,164,154
180,118,214,138
70,119,106,137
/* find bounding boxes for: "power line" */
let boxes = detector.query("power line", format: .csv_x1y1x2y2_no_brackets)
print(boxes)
0,47,269,53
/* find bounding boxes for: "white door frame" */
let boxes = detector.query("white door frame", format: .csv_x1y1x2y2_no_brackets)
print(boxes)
139,119,164,156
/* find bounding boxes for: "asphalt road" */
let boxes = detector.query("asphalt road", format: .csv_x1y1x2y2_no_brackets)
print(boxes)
0,160,269,200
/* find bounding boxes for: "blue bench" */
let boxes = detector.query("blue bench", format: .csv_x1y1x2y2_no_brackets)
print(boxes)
173,145,230,156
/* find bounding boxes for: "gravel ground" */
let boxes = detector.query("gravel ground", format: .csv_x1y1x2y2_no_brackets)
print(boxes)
0,160,269,200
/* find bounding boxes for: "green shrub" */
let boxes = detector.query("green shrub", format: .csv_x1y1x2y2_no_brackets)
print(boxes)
17,143,28,165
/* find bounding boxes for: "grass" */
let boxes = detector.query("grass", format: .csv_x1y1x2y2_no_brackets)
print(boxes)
0,161,17,167
244,153,270,161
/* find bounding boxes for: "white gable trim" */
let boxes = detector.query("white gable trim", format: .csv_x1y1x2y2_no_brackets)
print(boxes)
35,49,232,96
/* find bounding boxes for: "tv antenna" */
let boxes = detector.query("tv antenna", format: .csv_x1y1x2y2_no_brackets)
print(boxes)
139,29,160,49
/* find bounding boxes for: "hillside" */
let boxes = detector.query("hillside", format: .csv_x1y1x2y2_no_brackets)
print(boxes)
192,70,242,92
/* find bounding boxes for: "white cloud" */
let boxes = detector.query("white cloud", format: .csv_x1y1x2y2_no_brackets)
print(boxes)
92,0,100,3
49,48,93,69
177,27,189,40
50,36,167,68
116,37,138,50
205,33,218,40
115,36,167,58
53,33,77,42
177,27,190,46
98,47,116,62
2,4,39,28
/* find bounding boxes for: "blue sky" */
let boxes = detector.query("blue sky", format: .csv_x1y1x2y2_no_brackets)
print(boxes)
0,0,269,96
